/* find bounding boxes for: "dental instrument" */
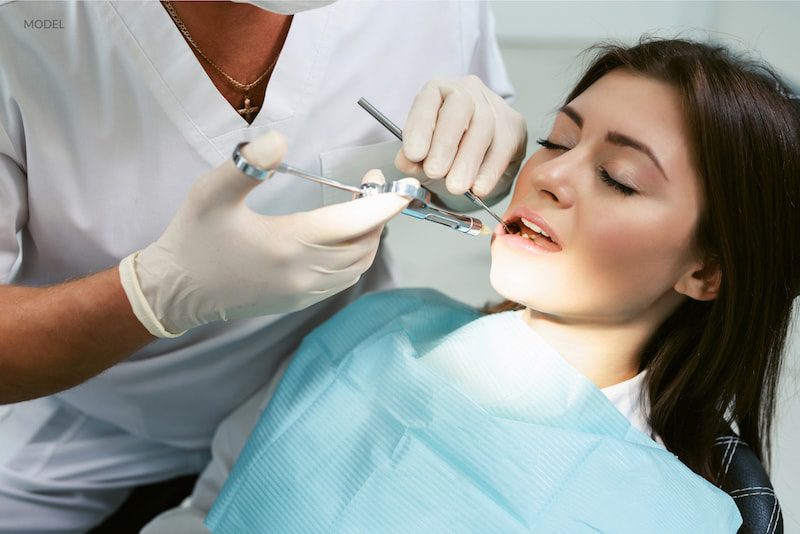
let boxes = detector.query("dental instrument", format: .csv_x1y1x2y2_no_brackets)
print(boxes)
232,143,488,236
275,163,486,236
357,98,511,233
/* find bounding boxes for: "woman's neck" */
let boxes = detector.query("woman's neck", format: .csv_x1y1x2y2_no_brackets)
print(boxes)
519,309,651,389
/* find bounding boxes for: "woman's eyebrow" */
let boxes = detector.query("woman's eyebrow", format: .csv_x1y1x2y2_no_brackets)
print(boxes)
559,105,583,128
606,131,668,181
559,105,668,182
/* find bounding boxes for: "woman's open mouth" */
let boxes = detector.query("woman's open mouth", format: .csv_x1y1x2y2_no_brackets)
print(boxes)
495,214,563,253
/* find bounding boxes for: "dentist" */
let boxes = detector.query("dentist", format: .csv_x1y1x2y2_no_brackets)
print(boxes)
0,0,526,531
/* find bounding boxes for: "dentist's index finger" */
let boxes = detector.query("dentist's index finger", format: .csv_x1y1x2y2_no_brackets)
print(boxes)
402,85,443,162
442,104,494,194
423,90,475,180
394,149,425,178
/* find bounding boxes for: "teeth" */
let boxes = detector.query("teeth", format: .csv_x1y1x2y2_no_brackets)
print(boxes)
520,218,550,238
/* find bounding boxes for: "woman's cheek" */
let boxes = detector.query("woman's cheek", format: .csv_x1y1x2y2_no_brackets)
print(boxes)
591,223,686,293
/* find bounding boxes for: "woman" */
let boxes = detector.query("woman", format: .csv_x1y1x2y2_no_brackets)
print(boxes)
175,38,799,532
490,38,800,486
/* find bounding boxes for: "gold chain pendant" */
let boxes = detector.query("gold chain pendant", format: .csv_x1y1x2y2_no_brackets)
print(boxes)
238,96,260,121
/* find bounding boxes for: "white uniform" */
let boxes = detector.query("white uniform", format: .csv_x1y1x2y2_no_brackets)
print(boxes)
0,0,512,531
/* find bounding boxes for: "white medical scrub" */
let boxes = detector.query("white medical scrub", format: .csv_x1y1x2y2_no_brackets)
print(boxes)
0,1,513,531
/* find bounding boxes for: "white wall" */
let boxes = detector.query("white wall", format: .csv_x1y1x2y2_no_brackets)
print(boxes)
384,2,800,531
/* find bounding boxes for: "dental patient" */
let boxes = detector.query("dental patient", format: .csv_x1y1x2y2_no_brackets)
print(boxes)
146,38,800,533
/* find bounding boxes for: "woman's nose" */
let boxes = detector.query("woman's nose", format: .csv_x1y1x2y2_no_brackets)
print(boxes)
525,152,578,208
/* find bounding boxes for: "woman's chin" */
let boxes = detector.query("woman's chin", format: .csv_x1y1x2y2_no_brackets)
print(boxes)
489,261,533,307
489,252,568,314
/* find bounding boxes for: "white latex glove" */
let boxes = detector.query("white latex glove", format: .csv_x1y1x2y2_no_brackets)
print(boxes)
120,131,415,338
396,75,527,198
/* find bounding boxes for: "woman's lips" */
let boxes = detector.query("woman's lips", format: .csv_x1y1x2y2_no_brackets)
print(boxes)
492,207,563,253
504,207,561,245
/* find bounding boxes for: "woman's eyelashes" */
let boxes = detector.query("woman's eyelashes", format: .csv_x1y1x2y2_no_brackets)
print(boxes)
598,167,636,196
536,138,569,152
535,138,638,196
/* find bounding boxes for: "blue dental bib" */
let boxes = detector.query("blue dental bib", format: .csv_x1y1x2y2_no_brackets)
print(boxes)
207,289,740,533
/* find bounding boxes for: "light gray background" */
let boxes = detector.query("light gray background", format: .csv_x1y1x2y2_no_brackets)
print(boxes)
383,2,800,531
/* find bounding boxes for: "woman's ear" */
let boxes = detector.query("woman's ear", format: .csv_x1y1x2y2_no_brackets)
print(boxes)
674,257,721,301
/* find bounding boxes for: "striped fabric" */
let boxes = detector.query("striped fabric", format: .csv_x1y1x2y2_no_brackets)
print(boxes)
714,435,782,534
208,289,741,533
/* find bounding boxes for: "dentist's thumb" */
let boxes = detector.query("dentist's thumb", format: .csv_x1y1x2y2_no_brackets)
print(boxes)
193,131,288,208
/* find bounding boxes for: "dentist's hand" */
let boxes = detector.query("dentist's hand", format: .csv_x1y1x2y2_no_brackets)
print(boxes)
396,75,527,198
119,131,413,338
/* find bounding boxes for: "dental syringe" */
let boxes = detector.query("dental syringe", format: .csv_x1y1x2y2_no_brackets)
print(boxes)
272,162,489,236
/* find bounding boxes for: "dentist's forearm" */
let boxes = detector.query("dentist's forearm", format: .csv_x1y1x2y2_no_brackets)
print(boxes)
0,267,154,404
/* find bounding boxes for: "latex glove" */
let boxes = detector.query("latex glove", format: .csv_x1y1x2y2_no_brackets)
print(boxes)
119,131,414,338
396,75,527,198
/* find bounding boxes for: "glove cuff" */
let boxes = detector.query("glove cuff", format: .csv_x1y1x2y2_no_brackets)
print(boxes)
119,251,186,338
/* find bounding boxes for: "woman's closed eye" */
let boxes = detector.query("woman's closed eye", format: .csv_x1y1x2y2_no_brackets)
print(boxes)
535,138,638,197
536,138,570,152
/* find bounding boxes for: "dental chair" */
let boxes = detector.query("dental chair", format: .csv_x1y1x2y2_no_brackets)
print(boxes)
715,432,783,534
88,431,781,534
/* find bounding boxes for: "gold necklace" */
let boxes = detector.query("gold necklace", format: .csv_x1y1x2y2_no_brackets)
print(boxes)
162,0,280,120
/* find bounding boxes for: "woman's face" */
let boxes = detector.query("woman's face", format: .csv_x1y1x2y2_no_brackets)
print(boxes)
491,70,705,323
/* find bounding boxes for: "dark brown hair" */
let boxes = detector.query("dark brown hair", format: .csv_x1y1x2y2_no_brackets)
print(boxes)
487,38,800,485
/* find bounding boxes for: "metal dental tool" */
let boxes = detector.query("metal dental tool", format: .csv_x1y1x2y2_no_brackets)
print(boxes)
238,151,488,236
357,98,511,233
274,163,364,195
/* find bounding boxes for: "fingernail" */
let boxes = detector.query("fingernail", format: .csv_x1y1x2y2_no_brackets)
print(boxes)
406,142,424,156
472,185,489,197
404,141,425,161
425,159,445,177
245,131,287,167
449,179,470,194
448,165,468,186
363,168,385,183
474,171,495,191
